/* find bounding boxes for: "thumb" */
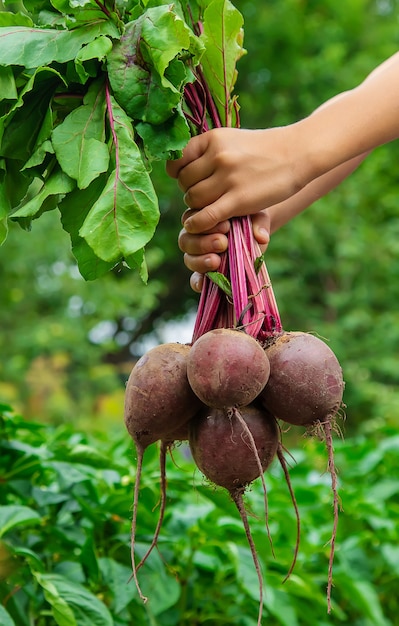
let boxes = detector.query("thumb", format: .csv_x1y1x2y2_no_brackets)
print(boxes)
251,211,271,250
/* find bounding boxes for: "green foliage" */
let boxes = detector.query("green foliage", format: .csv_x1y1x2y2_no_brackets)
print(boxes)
198,0,244,126
0,0,243,280
1,402,398,625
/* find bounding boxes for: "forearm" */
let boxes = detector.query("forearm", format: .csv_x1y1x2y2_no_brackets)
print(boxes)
297,51,399,183
168,51,399,234
268,152,369,232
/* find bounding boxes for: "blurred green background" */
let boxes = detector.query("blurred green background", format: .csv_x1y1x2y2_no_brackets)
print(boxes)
1,1,399,625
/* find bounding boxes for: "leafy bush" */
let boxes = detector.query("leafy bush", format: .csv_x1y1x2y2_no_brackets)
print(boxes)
0,403,398,625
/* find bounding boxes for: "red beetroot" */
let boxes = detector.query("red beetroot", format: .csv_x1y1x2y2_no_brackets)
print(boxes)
187,328,270,409
124,342,201,447
189,404,277,490
124,342,201,602
260,331,344,427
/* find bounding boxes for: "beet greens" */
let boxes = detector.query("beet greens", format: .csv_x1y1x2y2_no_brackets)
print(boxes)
0,0,243,280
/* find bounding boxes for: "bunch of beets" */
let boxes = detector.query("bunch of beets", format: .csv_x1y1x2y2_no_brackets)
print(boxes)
124,214,345,624
123,56,345,623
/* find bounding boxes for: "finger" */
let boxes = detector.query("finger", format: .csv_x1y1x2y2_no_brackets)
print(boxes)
183,193,237,233
181,208,198,224
190,272,204,293
251,211,271,248
183,252,222,274
178,156,216,197
181,209,231,235
166,134,209,180
183,174,226,209
178,230,228,255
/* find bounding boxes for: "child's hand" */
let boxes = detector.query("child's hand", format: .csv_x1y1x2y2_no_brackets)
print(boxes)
178,211,271,292
166,126,304,234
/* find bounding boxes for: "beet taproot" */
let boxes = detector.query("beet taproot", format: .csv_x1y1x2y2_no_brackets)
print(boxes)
136,420,195,574
189,404,278,626
187,328,270,409
261,330,345,612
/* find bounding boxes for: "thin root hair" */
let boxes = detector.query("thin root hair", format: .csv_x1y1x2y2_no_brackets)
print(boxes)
277,442,301,583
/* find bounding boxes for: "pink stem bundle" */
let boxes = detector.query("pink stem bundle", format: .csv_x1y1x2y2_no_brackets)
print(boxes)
183,24,282,344
192,216,282,344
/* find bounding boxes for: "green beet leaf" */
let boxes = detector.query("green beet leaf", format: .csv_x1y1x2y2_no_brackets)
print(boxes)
0,66,18,102
206,271,233,298
138,5,203,87
0,156,34,225
50,0,122,29
12,167,76,219
58,176,116,280
0,21,120,68
74,35,113,82
136,105,191,160
107,5,203,126
0,11,34,27
125,248,149,283
22,139,54,173
52,79,109,189
0,0,244,282
79,96,159,264
199,0,245,126
0,67,65,162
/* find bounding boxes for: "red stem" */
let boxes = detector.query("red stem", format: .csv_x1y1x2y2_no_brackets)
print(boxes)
184,22,282,343
94,0,112,18
105,80,120,222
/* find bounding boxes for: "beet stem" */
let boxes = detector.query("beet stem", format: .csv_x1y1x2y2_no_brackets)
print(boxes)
128,446,148,603
136,441,168,572
233,490,264,626
231,407,275,558
276,442,301,582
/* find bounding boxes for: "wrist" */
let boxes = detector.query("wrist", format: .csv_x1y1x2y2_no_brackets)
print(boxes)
293,86,380,182
283,121,321,189
293,114,343,188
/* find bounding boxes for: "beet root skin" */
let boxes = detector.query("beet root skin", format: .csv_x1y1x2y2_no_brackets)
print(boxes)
187,328,271,409
189,404,278,491
260,331,344,426
124,342,202,448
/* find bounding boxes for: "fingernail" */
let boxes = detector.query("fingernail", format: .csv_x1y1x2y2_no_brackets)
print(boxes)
204,256,214,268
184,219,194,233
213,239,225,252
258,227,270,242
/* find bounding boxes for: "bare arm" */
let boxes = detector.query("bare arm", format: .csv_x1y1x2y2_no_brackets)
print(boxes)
180,150,368,290
295,52,399,182
167,51,399,234
268,152,369,232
